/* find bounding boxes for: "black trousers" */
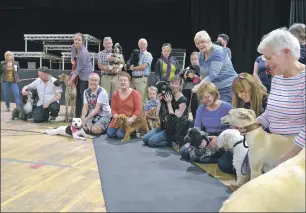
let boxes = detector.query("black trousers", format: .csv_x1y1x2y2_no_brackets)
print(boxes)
182,89,199,119
75,80,88,118
33,101,60,123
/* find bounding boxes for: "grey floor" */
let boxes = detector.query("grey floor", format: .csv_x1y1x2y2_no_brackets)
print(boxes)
93,135,232,212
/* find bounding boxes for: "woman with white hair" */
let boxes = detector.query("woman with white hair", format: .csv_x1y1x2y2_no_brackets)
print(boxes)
192,30,237,103
0,51,21,111
240,28,305,165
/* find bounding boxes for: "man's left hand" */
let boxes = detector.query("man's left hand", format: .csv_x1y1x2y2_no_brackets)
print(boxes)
43,103,50,109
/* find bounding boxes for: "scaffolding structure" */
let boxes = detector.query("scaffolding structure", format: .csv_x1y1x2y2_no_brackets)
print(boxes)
12,34,101,70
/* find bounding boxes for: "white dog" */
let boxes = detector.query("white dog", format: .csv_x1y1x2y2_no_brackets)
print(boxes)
219,148,305,212
42,118,94,140
221,108,295,180
217,129,250,186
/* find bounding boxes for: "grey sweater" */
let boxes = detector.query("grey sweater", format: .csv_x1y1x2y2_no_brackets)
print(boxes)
71,45,93,81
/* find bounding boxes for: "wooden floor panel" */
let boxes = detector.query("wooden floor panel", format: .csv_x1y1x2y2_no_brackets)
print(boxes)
1,103,105,212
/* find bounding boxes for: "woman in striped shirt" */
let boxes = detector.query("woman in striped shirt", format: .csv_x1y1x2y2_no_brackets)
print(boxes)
256,28,305,165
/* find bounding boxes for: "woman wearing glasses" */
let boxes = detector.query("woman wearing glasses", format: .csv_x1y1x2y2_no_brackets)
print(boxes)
192,30,237,104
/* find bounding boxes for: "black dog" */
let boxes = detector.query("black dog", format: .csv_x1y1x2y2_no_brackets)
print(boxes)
12,88,38,121
155,81,172,128
164,113,189,146
184,127,210,147
126,49,140,77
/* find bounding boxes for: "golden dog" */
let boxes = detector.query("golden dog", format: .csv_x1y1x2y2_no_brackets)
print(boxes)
115,114,149,141
219,148,305,212
221,108,295,180
146,108,160,130
58,73,77,122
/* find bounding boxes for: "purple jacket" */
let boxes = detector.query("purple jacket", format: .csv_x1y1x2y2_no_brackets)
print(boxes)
71,44,93,81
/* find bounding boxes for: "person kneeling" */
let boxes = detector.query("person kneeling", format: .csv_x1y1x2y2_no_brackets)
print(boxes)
21,66,61,123
81,73,112,135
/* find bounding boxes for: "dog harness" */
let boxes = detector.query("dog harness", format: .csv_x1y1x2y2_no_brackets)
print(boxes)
65,125,81,136
233,137,250,175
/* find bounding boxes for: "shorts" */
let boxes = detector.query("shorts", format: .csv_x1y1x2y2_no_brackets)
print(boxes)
88,115,112,130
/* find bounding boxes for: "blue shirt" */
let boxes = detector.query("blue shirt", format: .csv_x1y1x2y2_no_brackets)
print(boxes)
144,99,159,111
199,44,237,89
255,55,271,92
132,51,153,77
194,101,232,133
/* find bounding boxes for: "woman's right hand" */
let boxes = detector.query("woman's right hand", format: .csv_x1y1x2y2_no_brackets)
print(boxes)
113,114,118,119
192,83,201,93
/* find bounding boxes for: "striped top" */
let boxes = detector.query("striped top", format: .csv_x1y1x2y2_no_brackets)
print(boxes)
257,71,305,148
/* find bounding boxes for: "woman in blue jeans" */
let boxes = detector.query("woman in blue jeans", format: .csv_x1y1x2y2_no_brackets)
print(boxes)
143,75,187,147
0,51,21,111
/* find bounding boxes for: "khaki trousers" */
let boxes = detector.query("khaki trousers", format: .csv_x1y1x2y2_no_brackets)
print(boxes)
101,75,119,98
131,77,148,105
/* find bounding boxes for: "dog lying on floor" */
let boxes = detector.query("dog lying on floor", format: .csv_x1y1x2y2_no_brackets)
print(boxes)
115,114,149,141
12,88,37,121
181,127,220,163
42,118,94,140
57,73,77,122
221,108,296,180
217,129,250,186
219,148,305,212
155,81,171,128
145,108,160,130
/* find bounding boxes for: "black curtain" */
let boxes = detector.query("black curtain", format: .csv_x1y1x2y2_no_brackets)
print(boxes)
0,0,291,74
190,0,291,74
290,0,306,26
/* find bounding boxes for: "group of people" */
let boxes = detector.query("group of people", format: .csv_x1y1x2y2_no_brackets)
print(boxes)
1,23,305,175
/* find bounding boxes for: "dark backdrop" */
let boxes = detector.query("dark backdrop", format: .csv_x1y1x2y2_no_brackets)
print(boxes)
0,0,291,74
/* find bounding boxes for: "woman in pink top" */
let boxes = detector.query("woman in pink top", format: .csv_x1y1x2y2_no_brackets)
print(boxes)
239,28,305,165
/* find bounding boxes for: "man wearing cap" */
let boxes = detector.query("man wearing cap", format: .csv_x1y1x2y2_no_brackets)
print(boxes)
21,66,62,123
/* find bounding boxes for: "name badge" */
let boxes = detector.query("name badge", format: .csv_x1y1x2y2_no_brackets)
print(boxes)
14,65,17,71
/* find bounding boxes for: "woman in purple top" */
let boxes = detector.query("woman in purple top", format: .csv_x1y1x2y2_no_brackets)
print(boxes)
253,55,272,93
67,32,93,117
180,82,232,161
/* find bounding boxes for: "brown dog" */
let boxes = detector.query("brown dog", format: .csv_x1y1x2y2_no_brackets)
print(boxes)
145,108,160,130
115,114,149,141
58,73,77,122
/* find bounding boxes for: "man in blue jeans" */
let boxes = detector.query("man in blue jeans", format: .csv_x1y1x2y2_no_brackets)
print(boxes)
21,67,62,123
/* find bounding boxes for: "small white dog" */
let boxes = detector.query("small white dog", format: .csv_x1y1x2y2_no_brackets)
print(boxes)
217,129,250,186
42,118,94,140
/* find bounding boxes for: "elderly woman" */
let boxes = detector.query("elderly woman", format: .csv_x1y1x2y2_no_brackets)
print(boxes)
106,71,142,139
155,43,181,83
0,51,21,111
143,75,188,147
237,28,305,166
288,23,306,65
192,30,237,103
68,32,93,117
81,73,112,135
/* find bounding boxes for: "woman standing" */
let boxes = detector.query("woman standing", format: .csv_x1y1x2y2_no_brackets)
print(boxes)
67,32,93,117
155,43,181,83
253,55,272,93
192,30,237,103
0,51,21,111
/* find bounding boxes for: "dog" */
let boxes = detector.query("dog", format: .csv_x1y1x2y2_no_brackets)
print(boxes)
57,73,77,122
217,129,250,186
42,118,94,140
182,127,220,162
126,49,140,77
12,88,37,121
219,148,305,212
155,81,171,127
108,43,124,74
115,114,149,141
221,108,296,180
145,108,160,130
164,114,189,146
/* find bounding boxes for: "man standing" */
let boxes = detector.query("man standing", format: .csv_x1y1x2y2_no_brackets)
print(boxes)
128,38,153,104
217,34,232,59
97,37,124,98
21,66,62,123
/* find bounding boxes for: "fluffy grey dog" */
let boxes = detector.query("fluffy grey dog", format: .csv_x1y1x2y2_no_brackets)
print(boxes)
12,88,37,121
